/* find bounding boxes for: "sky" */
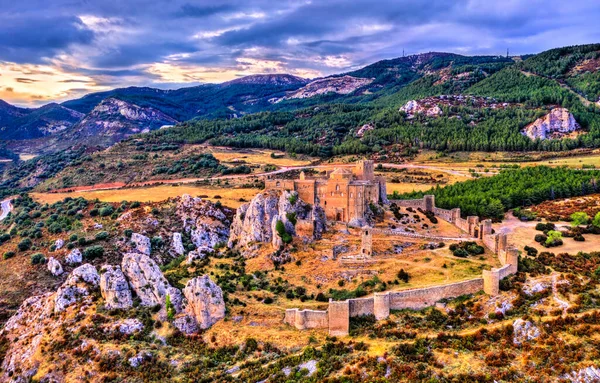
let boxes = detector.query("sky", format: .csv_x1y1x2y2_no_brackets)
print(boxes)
1,0,599,107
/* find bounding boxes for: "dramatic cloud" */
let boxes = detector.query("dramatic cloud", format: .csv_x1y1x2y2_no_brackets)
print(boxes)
0,0,599,105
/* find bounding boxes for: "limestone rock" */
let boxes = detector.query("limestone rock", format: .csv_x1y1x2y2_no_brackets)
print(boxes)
185,246,211,264
228,190,316,250
167,286,185,313
176,194,230,251
563,366,600,383
128,351,152,367
54,239,64,250
54,264,100,312
65,248,82,265
173,314,200,335
522,108,581,140
100,265,133,310
122,253,170,307
356,123,374,138
182,275,225,329
114,318,144,335
512,318,541,345
47,257,63,276
400,100,443,118
130,233,151,255
172,232,185,256
281,75,373,101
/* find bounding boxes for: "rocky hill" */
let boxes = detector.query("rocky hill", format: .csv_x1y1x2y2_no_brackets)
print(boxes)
0,101,83,140
522,107,582,140
278,75,374,101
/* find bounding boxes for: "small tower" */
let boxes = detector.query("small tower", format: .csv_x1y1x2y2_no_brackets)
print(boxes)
361,229,373,257
355,160,374,181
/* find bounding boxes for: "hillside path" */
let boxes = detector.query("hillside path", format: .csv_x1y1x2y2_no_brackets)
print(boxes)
520,70,594,108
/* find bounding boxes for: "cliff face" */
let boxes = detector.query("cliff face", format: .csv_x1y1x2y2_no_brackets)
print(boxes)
228,189,324,251
522,108,581,140
279,75,373,101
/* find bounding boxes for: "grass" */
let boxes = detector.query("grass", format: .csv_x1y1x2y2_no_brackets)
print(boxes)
32,184,262,208
208,146,315,167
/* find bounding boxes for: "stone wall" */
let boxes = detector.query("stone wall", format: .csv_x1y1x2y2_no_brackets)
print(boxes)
285,195,521,336
284,308,328,330
348,297,374,317
388,279,484,310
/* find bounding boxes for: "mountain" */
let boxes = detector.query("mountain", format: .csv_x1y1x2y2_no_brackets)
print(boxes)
0,101,83,140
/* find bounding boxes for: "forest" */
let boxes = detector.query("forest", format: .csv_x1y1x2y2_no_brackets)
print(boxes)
396,166,600,220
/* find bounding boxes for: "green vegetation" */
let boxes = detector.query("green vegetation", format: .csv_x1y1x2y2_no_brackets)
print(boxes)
398,166,600,220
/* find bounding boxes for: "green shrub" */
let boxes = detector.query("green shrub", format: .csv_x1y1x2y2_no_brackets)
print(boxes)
95,231,109,240
30,253,45,265
83,245,104,260
3,251,15,260
18,238,32,251
99,206,114,217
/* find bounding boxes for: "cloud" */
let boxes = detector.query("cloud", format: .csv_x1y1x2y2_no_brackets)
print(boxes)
0,0,598,106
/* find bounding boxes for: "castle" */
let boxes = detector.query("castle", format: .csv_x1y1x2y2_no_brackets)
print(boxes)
265,160,387,225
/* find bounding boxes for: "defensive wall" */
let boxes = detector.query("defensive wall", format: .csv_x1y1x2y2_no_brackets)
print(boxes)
285,195,520,336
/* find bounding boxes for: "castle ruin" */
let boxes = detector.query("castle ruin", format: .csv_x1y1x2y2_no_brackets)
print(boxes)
266,160,387,225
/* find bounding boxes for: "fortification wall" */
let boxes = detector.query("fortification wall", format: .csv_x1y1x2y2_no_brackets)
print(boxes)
433,207,454,222
395,199,425,209
285,195,520,336
284,309,328,330
388,279,484,310
348,297,374,317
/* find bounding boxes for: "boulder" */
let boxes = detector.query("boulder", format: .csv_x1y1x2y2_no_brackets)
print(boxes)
121,253,170,307
54,239,64,250
176,195,230,251
172,232,185,256
114,318,144,335
54,264,100,312
182,275,225,329
47,257,63,276
522,107,581,140
65,248,82,265
513,318,541,345
100,265,133,309
228,190,317,250
130,232,151,255
173,314,200,335
185,246,211,264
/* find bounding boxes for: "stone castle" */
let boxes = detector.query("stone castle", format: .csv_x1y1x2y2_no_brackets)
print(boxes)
265,160,387,225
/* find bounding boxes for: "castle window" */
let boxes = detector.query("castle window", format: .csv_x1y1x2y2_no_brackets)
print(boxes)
350,193,353,198
341,193,344,197
276,181,281,187
331,192,334,197
336,185,340,191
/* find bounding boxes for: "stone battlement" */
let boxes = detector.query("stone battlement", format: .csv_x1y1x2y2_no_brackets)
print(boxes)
284,195,520,336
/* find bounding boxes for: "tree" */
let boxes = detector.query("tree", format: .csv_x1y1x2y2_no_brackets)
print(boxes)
570,211,590,227
592,212,600,228
545,230,563,246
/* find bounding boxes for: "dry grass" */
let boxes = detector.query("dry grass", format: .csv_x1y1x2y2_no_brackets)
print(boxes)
32,184,262,208
208,146,315,167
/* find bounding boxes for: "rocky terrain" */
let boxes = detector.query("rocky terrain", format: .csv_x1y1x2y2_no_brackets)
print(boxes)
278,75,373,101
0,101,83,140
399,95,514,119
522,107,582,140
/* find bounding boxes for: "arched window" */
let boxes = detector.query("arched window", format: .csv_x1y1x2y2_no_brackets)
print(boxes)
336,184,340,191
331,192,334,197
276,181,281,187
350,193,353,198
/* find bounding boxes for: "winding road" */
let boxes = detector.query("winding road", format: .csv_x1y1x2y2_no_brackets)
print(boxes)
0,199,12,221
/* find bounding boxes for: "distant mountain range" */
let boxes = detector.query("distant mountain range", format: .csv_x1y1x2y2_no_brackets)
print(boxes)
2,45,600,158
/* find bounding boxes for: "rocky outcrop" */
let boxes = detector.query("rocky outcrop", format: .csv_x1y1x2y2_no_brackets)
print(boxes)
100,265,133,309
48,257,63,276
512,318,541,345
228,190,316,250
356,123,374,138
130,233,151,255
280,75,373,101
113,318,144,335
54,264,100,312
55,239,64,250
65,248,82,265
181,275,225,329
121,253,170,307
522,108,581,140
400,100,443,118
172,232,185,256
176,194,230,252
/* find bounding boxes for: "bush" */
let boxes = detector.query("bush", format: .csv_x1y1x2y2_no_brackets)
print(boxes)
3,251,15,260
83,245,104,260
574,234,585,242
397,269,410,283
524,245,538,257
534,234,547,243
18,238,32,251
30,253,45,265
95,231,109,240
453,248,469,258
99,206,114,217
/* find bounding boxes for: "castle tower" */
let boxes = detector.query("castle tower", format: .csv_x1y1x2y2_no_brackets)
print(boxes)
424,195,435,212
355,160,374,181
361,229,373,257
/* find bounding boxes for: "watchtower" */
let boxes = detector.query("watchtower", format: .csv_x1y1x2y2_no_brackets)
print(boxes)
360,229,373,257
355,160,374,181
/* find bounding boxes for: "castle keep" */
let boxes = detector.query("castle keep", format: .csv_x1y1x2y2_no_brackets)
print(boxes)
265,160,387,224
